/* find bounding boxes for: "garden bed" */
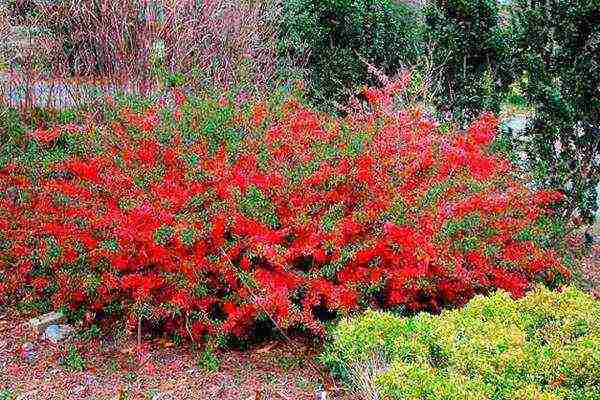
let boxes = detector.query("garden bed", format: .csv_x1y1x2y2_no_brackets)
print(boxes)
0,312,346,400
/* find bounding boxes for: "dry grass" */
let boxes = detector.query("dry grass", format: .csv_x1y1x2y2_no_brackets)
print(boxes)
346,353,390,400
0,0,288,109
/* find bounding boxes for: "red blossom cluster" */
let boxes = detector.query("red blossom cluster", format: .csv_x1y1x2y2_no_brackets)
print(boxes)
0,82,568,340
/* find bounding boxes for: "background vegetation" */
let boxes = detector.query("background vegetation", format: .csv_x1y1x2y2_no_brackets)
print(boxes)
278,0,599,227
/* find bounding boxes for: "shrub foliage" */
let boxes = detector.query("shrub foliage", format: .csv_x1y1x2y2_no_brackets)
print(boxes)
322,286,600,399
279,0,423,107
508,0,600,225
0,80,567,341
279,0,599,224
423,0,513,119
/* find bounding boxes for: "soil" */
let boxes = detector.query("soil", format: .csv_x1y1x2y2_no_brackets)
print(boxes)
0,315,349,400
580,223,600,298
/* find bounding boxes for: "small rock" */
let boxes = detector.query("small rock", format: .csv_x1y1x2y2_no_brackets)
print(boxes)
315,390,327,400
42,324,74,344
28,311,65,335
152,393,173,400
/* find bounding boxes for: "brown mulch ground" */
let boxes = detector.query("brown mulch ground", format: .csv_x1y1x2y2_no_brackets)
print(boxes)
0,315,349,400
580,223,600,298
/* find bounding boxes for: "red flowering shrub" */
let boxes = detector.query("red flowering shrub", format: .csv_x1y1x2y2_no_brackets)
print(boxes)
0,80,569,341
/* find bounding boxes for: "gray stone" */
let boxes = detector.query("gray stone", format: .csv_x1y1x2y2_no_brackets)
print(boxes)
315,390,327,400
42,324,74,344
28,311,65,335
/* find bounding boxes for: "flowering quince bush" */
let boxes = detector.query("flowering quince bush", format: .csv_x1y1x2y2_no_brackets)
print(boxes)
0,79,569,342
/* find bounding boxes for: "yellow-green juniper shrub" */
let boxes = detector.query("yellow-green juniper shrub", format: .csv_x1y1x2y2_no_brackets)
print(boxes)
322,286,600,400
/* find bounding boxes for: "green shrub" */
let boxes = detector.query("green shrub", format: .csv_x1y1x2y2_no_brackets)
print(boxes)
279,0,424,108
0,389,15,400
322,286,600,400
507,0,600,225
62,345,86,372
423,0,514,121
197,345,221,373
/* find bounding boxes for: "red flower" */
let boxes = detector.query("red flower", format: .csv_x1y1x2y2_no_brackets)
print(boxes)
534,190,565,206
467,113,498,145
142,113,160,133
68,158,101,183
32,277,49,292
250,103,267,127
136,140,158,167
170,291,192,311
30,127,61,143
